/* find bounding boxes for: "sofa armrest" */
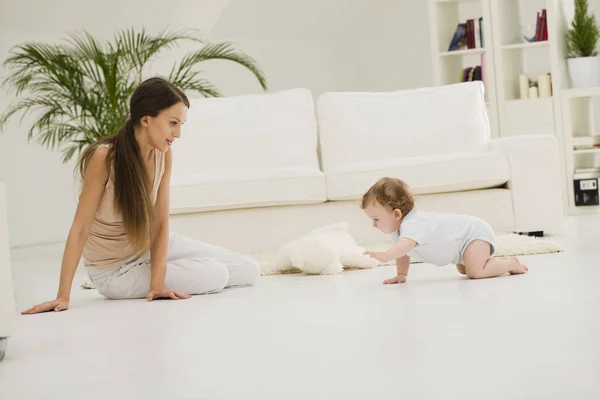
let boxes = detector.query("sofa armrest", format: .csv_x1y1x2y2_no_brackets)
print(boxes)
490,135,563,235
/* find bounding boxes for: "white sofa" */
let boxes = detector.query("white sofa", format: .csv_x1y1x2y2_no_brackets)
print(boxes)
169,82,563,254
0,182,15,361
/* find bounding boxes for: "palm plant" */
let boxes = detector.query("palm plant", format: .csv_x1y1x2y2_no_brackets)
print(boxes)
0,28,268,163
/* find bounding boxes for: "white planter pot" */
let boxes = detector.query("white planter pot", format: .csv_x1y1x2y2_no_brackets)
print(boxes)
567,56,600,88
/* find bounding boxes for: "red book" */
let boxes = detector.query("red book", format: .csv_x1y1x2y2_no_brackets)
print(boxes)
542,9,548,41
467,19,475,49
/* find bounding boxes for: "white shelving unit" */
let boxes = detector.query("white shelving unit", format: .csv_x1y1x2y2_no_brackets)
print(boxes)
489,0,567,142
428,0,589,216
557,1,600,215
429,0,567,138
560,89,600,215
428,0,500,138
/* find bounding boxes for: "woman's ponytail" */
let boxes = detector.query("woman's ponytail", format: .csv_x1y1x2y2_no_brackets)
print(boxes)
112,117,154,253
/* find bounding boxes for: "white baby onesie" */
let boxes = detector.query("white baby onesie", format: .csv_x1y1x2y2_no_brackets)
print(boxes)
391,209,496,266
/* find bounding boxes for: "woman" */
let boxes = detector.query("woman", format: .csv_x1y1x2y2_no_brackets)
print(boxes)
22,77,260,314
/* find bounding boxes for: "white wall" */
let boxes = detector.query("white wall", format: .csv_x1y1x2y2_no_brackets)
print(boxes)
0,0,431,247
0,0,231,247
0,32,84,249
204,0,433,96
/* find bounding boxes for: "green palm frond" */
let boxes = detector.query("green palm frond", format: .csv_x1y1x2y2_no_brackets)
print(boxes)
169,42,268,91
114,28,202,77
0,27,268,163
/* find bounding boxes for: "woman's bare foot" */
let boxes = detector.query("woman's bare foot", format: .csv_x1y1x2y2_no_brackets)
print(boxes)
507,256,528,275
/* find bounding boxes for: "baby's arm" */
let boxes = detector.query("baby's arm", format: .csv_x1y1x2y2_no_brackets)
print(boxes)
364,238,417,263
383,255,411,284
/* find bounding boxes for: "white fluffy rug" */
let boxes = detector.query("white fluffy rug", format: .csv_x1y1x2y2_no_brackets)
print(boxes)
81,233,563,288
254,233,563,276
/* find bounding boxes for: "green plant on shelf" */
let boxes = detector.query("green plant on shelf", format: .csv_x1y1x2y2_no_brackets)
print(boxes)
566,0,600,58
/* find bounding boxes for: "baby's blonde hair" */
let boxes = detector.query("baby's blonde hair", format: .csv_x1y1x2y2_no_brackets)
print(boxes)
361,177,414,215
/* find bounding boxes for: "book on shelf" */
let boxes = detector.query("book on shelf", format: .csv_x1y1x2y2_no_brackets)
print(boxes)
448,17,484,51
459,54,487,102
461,65,482,82
534,9,548,41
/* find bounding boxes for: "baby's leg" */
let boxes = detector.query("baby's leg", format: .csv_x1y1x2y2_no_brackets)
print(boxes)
462,240,528,279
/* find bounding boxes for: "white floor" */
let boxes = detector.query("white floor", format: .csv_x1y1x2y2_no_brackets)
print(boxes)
1,215,600,400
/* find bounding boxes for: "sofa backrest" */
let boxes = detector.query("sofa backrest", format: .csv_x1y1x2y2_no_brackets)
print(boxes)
171,88,320,180
316,81,491,173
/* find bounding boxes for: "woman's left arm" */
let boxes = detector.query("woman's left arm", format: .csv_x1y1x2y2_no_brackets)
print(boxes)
147,149,190,301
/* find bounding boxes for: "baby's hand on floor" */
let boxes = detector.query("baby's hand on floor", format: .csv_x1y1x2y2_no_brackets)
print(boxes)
383,275,407,284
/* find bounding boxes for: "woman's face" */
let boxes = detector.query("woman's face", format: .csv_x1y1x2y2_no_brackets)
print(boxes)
141,102,188,153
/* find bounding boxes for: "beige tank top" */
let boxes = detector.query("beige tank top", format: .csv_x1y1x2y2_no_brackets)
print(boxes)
82,145,165,269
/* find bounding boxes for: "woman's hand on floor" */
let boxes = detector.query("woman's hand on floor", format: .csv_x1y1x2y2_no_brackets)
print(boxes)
21,297,70,315
147,290,191,301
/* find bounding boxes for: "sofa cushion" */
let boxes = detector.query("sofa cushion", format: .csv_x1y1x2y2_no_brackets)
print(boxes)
325,152,510,200
170,88,325,213
170,167,327,214
317,81,491,173
172,87,321,180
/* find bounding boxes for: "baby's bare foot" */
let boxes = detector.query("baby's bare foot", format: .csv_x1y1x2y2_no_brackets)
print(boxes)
507,256,528,275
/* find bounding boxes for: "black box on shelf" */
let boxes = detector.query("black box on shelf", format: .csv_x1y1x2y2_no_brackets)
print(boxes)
574,177,599,206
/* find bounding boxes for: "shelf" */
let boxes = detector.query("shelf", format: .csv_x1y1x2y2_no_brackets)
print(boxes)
439,48,485,57
502,41,549,51
435,0,481,4
569,206,600,215
563,87,600,98
573,168,600,176
505,97,553,104
573,148,600,154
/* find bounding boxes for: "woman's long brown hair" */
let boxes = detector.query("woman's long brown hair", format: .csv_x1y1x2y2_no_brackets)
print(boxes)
77,77,189,253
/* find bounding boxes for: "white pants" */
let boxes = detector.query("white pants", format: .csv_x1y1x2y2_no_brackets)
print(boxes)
85,233,260,299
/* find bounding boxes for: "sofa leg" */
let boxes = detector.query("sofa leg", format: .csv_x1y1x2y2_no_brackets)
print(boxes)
515,231,544,238
0,338,6,362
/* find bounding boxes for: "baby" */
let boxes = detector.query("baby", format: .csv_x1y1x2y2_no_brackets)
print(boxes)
361,177,528,284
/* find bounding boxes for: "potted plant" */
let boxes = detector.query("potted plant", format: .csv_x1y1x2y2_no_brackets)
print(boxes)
0,28,267,162
566,0,600,88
